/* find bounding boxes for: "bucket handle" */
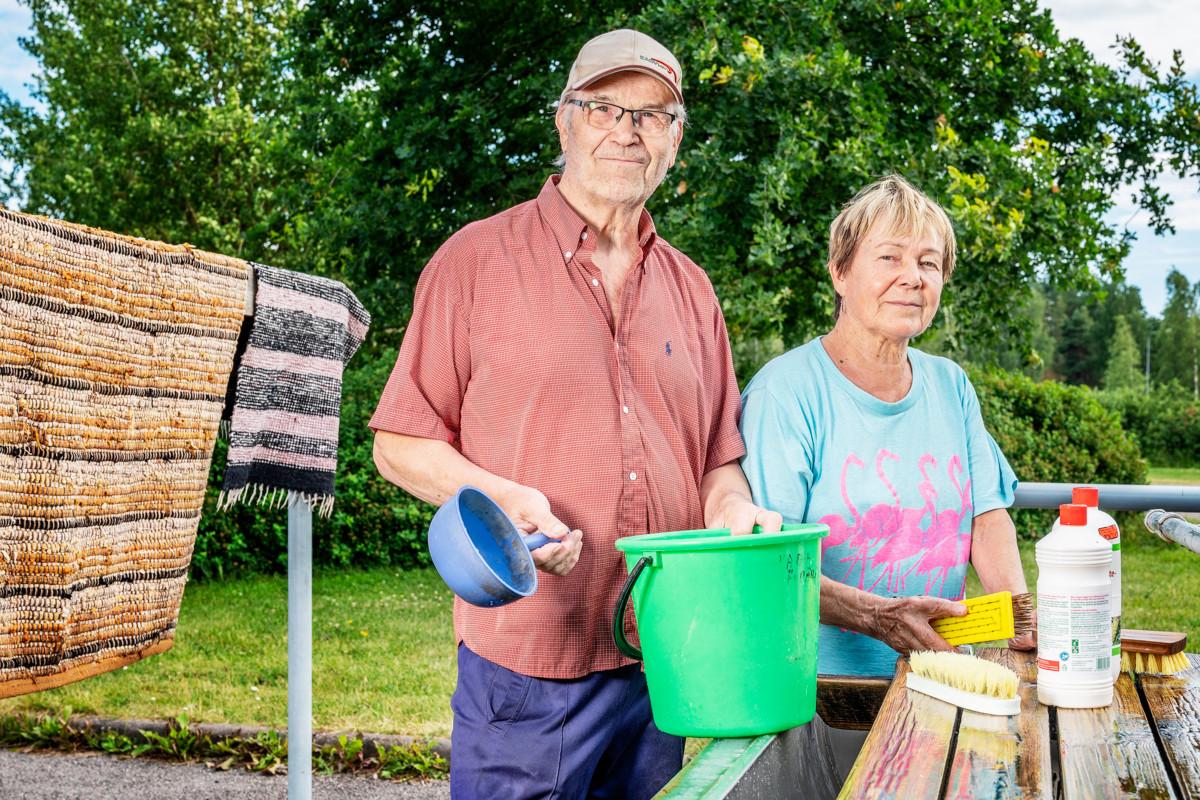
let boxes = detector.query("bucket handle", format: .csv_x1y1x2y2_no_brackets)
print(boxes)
612,555,653,661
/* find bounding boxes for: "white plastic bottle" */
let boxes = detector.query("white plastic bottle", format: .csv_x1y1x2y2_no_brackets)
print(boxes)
1037,504,1113,708
1050,487,1122,681
1072,486,1121,680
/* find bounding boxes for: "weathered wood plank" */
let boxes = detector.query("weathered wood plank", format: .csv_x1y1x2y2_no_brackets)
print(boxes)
1141,652,1200,799
657,724,843,800
818,675,892,731
1057,668,1174,799
838,659,957,800
941,649,1050,800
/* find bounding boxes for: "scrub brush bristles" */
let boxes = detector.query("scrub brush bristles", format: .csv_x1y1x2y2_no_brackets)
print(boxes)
1122,650,1191,675
907,651,1021,716
1121,630,1190,675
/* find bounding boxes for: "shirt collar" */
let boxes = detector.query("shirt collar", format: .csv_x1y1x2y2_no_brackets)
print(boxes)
536,175,659,264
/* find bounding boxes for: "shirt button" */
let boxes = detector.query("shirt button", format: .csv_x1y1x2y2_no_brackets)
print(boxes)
564,250,573,260
581,231,588,240
592,278,600,287
629,472,637,481
622,405,629,414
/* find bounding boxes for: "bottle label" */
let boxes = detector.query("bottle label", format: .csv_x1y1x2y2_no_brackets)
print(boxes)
1038,592,1111,673
1098,525,1119,541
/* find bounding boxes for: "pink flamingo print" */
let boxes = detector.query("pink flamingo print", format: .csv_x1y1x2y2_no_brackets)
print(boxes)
841,450,900,588
913,455,972,595
819,453,865,553
870,454,939,593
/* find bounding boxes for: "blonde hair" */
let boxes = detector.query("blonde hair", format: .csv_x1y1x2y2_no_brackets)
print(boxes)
827,174,957,321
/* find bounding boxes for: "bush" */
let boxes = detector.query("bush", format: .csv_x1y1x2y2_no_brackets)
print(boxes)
970,368,1148,539
191,344,434,580
1095,385,1200,468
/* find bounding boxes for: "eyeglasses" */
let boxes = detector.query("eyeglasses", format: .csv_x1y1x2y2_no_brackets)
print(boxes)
564,99,677,135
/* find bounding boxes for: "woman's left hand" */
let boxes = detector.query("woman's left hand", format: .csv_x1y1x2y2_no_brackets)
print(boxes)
1009,607,1037,651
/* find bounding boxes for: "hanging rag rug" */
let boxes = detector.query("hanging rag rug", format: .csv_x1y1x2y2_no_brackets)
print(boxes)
0,208,248,697
218,264,369,517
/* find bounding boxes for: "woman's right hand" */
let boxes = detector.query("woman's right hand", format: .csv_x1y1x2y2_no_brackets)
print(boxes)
870,595,965,656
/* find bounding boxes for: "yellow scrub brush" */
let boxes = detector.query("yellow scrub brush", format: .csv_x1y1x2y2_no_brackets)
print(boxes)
907,651,1022,716
1121,630,1190,674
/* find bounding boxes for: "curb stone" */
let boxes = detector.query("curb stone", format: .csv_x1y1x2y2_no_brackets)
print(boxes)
65,715,453,763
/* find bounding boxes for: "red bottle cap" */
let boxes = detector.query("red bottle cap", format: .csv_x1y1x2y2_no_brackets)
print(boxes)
1059,504,1087,526
1072,486,1099,508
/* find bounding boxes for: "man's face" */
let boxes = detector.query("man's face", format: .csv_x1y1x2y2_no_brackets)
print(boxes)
555,72,683,208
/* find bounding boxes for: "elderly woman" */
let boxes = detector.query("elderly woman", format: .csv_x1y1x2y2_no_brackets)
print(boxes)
740,174,1034,684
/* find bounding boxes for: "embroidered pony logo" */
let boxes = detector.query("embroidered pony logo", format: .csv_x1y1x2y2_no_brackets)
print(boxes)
665,340,672,356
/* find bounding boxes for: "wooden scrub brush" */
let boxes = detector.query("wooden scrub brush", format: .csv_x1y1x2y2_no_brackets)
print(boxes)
1121,630,1190,674
907,650,1021,716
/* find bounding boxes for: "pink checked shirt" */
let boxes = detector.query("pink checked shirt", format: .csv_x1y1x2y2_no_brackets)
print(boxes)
370,176,745,678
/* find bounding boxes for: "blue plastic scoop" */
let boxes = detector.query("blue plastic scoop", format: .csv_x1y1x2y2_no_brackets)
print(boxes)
427,486,555,607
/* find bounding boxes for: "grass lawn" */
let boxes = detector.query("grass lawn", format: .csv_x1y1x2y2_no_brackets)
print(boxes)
1148,466,1200,485
0,568,456,738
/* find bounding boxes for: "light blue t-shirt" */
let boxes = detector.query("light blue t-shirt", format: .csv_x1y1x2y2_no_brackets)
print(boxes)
740,338,1017,677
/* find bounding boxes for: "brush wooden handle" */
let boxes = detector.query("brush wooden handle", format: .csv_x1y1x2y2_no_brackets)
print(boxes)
1121,629,1186,655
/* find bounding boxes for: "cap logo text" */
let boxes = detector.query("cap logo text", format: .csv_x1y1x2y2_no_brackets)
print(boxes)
640,55,678,84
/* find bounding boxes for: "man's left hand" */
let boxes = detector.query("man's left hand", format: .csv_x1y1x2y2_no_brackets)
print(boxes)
712,498,783,536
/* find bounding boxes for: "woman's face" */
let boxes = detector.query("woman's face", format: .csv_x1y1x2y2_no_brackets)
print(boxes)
831,220,945,342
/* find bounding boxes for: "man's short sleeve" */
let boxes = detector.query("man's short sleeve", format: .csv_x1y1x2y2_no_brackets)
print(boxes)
703,302,748,474
369,248,472,444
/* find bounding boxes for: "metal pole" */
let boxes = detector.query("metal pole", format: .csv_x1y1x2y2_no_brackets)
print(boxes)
288,500,313,800
1144,510,1200,555
1145,332,1151,393
1014,482,1200,512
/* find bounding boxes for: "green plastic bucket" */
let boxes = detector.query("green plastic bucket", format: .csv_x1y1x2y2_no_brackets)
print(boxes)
613,524,827,738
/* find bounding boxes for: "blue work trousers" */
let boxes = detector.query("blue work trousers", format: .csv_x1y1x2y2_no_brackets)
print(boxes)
450,642,683,799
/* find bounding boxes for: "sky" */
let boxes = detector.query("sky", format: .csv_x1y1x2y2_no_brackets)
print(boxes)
0,1,1196,315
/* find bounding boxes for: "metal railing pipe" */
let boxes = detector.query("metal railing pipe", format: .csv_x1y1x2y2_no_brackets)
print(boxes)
1013,482,1200,512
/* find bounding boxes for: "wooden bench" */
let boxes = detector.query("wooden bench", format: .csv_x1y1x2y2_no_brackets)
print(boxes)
659,649,1200,798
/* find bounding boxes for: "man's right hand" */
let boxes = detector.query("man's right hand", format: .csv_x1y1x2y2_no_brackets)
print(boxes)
870,595,964,656
493,483,583,577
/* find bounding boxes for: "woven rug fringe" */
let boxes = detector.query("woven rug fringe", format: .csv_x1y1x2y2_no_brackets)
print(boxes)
218,484,334,518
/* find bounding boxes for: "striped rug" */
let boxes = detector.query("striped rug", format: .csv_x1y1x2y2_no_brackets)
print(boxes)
218,263,369,516
0,208,247,697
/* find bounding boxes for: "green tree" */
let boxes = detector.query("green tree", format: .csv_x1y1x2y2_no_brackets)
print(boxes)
1055,300,1096,385
6,1,1198,375
623,0,1200,374
283,0,636,329
1103,315,1142,390
1154,269,1199,395
0,0,297,258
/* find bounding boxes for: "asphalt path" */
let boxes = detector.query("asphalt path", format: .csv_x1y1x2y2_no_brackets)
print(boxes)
0,748,451,800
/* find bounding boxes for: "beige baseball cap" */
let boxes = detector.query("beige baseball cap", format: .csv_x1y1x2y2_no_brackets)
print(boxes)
561,29,684,105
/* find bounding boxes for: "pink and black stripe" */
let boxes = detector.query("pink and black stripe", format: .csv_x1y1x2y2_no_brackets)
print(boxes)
219,264,370,515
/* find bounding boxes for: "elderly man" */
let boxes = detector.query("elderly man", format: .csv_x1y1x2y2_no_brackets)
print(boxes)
370,28,780,800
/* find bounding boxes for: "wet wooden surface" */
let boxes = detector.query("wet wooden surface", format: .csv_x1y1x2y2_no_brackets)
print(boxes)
1140,653,1200,799
837,649,1200,799
838,658,957,799
943,649,1050,799
1056,668,1174,799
